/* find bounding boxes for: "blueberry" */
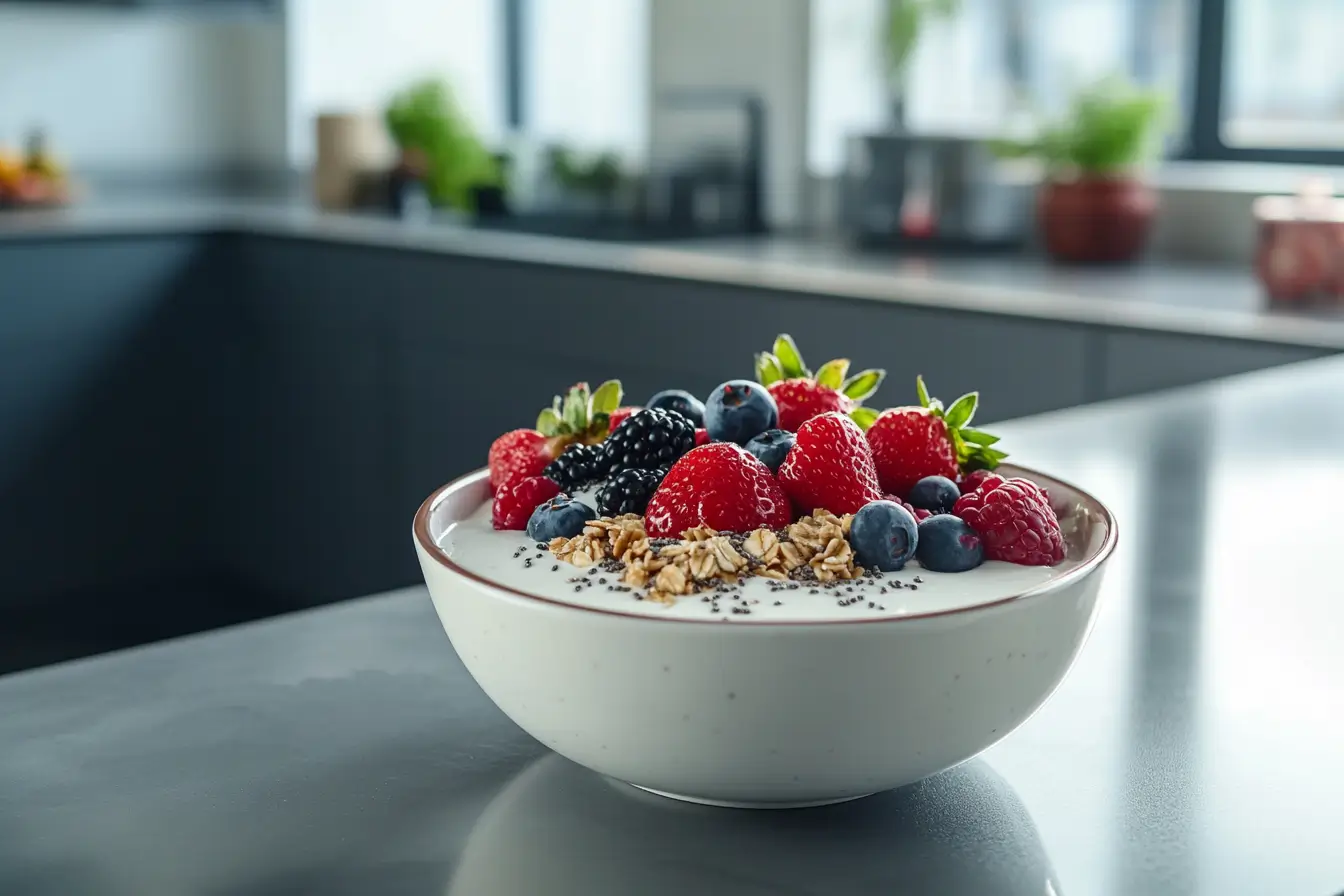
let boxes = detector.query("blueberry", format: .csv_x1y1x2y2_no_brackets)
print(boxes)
744,428,796,472
704,379,778,445
915,514,984,573
647,389,706,427
849,501,918,572
907,475,960,514
526,496,596,543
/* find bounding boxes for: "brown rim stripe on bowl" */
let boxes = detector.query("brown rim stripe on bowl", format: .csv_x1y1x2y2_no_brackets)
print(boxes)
413,465,1118,626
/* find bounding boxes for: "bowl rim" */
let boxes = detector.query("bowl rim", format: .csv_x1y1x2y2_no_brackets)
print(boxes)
413,464,1118,627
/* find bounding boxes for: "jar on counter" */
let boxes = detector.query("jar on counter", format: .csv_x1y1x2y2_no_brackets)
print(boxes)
1254,179,1344,307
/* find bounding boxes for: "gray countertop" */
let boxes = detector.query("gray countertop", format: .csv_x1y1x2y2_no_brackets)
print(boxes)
4,197,1344,351
3,357,1343,896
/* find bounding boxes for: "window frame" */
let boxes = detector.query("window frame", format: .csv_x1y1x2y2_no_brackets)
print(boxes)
1184,0,1344,164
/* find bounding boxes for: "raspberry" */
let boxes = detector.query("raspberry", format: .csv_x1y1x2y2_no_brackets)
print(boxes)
885,494,932,522
952,475,1064,566
960,469,995,495
694,427,710,447
492,476,562,531
777,413,883,516
645,443,791,537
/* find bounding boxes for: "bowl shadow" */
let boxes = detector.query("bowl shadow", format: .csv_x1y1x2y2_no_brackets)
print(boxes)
447,753,1060,896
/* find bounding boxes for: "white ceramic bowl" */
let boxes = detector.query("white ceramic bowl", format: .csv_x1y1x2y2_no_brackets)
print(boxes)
414,464,1117,809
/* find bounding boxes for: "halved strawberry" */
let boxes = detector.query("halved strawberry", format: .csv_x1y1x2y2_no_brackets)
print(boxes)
754,334,884,432
866,377,1006,499
488,380,622,492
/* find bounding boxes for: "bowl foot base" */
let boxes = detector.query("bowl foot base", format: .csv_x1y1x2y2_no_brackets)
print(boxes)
629,783,876,809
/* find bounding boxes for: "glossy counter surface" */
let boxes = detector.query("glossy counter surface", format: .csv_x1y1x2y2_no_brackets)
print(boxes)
2,357,1342,895
2,197,1342,350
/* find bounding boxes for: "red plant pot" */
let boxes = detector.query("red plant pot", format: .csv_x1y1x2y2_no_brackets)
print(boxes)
1038,176,1158,265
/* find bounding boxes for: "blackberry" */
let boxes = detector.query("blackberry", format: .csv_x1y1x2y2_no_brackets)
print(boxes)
601,408,695,474
543,443,607,490
596,468,666,516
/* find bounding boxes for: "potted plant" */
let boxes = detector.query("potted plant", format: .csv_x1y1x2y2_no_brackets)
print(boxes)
992,78,1167,264
384,79,502,214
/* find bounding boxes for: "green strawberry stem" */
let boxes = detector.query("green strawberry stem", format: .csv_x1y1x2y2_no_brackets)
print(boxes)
915,375,1007,471
756,333,886,402
535,379,623,444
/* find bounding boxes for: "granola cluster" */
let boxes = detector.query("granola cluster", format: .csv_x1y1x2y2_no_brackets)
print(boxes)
548,508,865,603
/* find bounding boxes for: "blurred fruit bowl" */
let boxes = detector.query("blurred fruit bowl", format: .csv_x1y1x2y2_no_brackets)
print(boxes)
0,172,73,210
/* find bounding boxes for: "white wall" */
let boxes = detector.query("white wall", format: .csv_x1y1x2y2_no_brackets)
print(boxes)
648,0,811,227
286,0,502,169
0,6,286,172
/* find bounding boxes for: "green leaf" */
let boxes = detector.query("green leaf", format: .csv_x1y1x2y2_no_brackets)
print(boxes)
915,375,932,409
964,447,1008,471
588,379,622,418
815,358,850,390
942,392,978,430
772,334,809,379
960,427,1000,447
841,368,886,401
561,384,589,433
848,406,880,431
588,413,610,437
755,352,785,386
536,407,563,437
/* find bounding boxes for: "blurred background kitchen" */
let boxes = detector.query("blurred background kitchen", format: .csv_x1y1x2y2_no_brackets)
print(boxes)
1,0,1340,671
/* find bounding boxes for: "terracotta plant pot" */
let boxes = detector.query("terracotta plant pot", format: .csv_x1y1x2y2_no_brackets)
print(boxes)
1038,176,1158,265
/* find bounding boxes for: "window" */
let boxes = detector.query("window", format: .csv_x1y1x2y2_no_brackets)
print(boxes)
286,0,503,167
520,0,649,162
1220,0,1344,153
807,0,1191,176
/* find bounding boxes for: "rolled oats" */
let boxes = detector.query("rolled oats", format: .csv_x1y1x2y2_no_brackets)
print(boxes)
551,510,860,602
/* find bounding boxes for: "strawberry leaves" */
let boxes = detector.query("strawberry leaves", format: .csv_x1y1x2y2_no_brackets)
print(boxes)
535,380,623,443
848,406,880,430
841,368,885,401
755,352,785,386
756,333,886,407
772,334,810,379
914,375,1007,471
815,358,850,389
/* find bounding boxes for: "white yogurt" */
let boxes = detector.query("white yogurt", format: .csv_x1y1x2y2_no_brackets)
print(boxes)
437,498,1083,623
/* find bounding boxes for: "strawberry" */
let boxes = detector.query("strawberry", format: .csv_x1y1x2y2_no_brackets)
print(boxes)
492,475,562,531
867,377,1007,499
777,412,882,516
487,380,623,492
609,406,640,433
754,334,884,432
489,429,552,494
952,474,1064,566
694,427,711,446
645,443,791,537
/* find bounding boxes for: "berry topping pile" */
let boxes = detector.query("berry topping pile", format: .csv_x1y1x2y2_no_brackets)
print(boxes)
481,336,1069,607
